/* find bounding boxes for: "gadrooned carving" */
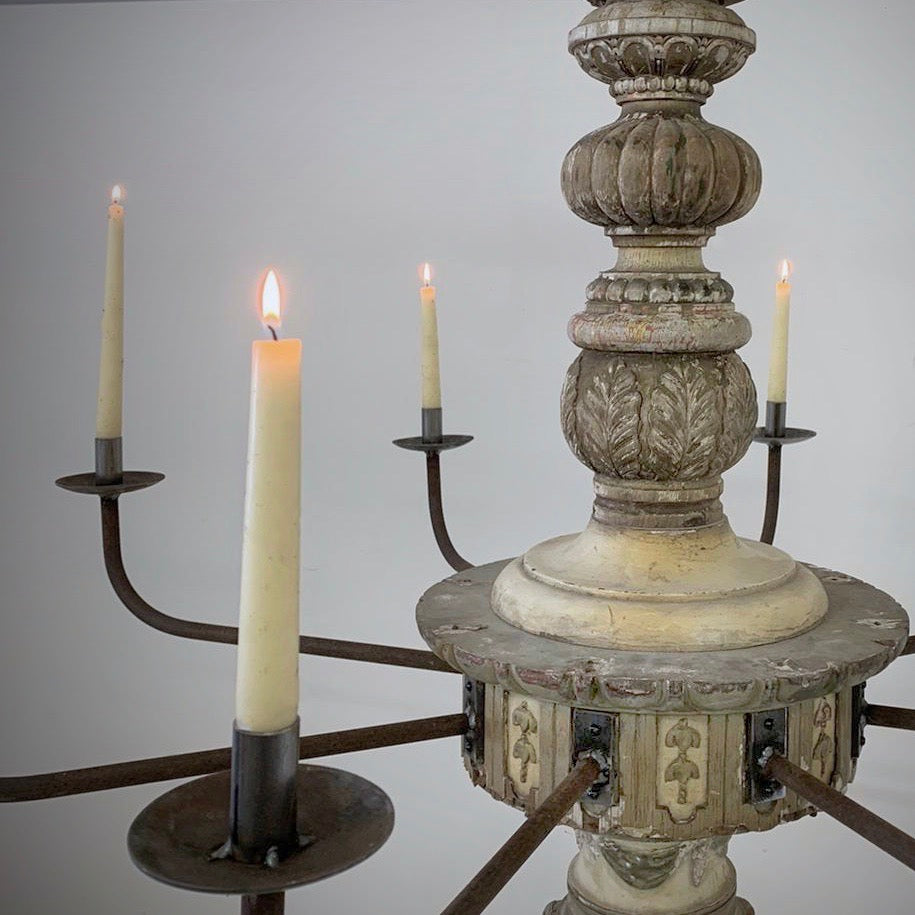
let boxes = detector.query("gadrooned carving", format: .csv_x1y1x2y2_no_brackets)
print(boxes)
611,76,714,104
561,351,757,481
562,114,761,233
586,272,734,306
571,35,753,92
570,1,755,93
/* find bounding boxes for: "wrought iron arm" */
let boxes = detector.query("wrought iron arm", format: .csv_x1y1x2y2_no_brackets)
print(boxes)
0,713,468,803
760,443,782,545
864,704,915,732
764,753,915,871
752,422,816,546
393,433,474,573
426,451,472,572
99,497,455,674
439,756,601,915
901,636,915,657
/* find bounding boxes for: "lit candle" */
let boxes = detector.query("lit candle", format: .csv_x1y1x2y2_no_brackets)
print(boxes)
95,185,125,439
235,269,302,734
419,262,442,411
767,259,792,404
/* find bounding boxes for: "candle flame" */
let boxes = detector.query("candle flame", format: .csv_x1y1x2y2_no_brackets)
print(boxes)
421,262,432,287
111,184,124,204
260,269,282,328
779,259,793,283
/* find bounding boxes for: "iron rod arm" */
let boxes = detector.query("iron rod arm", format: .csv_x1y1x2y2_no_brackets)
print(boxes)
242,894,284,915
764,753,915,871
426,452,472,572
100,497,455,674
0,713,468,803
864,704,915,732
902,636,915,657
440,756,600,915
760,444,782,545
241,893,286,915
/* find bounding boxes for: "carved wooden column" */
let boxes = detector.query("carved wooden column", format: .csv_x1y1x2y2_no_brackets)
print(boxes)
415,2,909,913
492,0,827,652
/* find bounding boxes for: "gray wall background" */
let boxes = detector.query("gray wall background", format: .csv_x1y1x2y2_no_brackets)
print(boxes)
1,1,913,912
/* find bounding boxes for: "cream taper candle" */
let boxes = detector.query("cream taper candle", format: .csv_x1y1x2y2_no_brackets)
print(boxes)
419,262,442,410
767,259,792,404
235,269,302,734
95,185,125,438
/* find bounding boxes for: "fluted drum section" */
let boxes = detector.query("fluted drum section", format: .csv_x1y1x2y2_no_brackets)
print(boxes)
562,115,760,232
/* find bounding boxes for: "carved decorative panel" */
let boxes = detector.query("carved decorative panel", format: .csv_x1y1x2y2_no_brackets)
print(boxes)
506,695,542,799
657,715,709,823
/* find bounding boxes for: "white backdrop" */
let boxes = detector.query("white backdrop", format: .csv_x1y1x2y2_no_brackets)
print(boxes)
0,2,913,913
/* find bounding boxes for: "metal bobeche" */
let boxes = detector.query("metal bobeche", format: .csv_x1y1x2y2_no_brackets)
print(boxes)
55,469,164,497
127,764,395,896
392,433,473,453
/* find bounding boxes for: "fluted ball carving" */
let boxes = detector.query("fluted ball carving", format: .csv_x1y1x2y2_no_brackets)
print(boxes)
561,351,757,481
562,114,761,232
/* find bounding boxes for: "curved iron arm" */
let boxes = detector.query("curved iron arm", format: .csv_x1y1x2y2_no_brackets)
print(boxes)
764,753,915,871
0,713,468,803
426,452,472,572
393,433,474,573
752,424,816,545
760,444,782,545
100,497,455,674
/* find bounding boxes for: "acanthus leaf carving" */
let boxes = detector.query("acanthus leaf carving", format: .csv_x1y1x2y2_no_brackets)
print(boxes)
562,353,756,483
720,355,757,470
645,359,719,480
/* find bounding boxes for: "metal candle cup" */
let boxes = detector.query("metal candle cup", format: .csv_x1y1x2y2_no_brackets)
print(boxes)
228,719,302,866
421,407,443,444
764,400,787,438
94,436,123,486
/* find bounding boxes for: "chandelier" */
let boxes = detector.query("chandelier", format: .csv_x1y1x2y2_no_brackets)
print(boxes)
2,2,913,914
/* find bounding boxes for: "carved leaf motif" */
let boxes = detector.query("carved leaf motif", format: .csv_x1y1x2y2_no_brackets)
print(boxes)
574,360,642,479
719,355,757,472
560,357,586,466
645,359,719,479
605,363,642,478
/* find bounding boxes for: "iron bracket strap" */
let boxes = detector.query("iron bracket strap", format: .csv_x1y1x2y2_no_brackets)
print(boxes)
746,709,788,804
572,709,617,806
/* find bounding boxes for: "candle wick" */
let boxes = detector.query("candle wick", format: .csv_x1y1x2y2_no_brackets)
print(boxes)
268,325,278,341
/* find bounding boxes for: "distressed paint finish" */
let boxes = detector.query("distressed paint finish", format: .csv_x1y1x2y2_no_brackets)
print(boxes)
419,561,908,715
414,1,908,912
471,688,856,842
